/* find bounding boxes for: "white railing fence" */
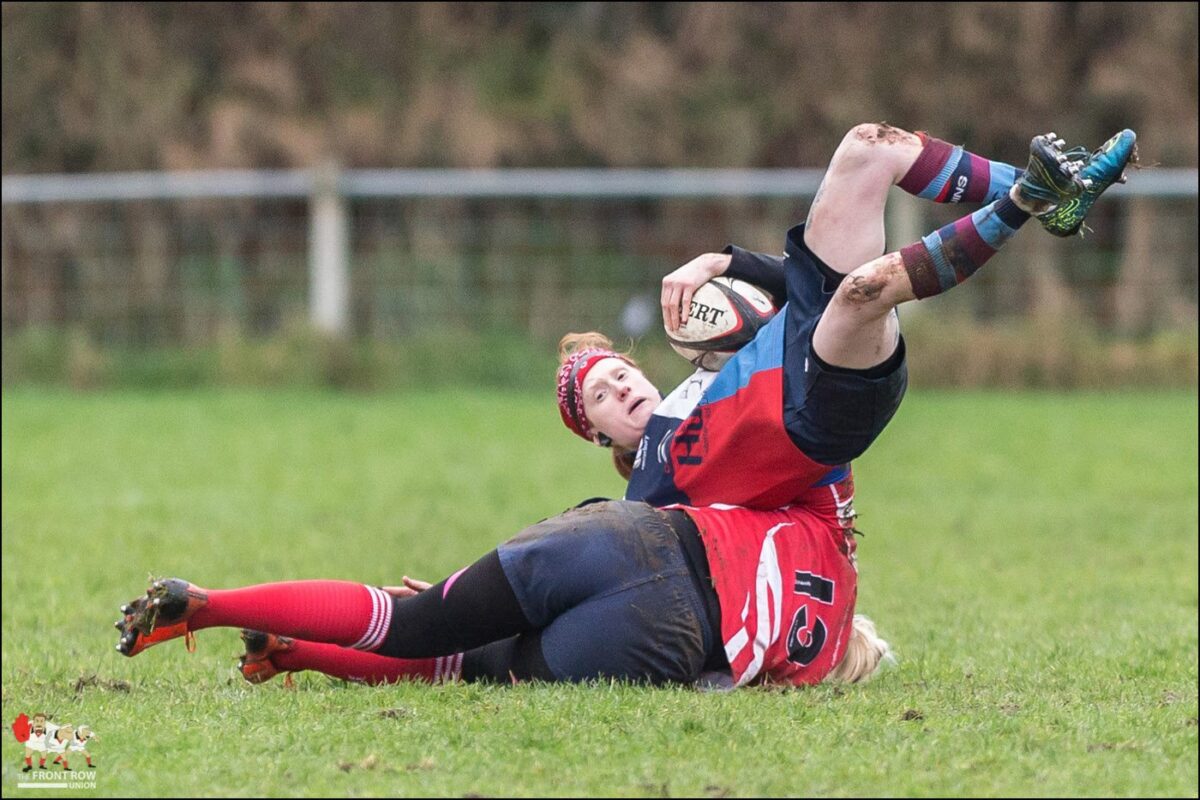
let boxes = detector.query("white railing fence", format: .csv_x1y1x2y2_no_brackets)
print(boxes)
2,167,1196,341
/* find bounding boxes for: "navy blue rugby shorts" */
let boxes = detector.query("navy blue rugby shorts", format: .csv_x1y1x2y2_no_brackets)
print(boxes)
781,223,909,466
496,500,720,684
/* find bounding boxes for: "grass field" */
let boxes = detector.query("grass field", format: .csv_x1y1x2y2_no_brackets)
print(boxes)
2,388,1197,797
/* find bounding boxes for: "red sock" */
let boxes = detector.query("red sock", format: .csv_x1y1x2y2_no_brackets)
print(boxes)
61,758,68,769
271,638,463,684
52,756,61,764
191,581,392,650
24,757,31,767
39,758,45,767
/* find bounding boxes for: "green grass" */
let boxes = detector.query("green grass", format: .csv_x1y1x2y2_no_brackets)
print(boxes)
2,389,1197,797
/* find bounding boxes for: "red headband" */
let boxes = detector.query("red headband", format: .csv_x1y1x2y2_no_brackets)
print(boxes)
556,348,631,442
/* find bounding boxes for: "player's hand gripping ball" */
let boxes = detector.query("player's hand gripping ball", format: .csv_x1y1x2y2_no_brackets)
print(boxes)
665,277,777,370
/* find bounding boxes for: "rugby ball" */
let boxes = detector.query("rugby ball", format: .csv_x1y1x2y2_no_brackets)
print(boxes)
666,277,777,370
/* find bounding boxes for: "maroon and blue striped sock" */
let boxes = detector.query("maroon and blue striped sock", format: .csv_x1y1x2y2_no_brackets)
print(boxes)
900,195,1030,299
899,133,1021,204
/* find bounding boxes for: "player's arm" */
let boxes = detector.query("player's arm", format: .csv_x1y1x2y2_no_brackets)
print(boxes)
721,245,786,307
662,246,786,331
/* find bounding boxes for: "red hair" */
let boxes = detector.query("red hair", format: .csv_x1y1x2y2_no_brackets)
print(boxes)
557,332,640,478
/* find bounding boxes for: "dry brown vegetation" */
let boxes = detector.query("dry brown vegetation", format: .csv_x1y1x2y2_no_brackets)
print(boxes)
3,3,1196,172
1,4,1195,388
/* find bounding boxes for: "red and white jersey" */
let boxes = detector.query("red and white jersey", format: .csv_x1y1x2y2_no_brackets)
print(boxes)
25,729,48,752
46,725,69,754
676,477,859,688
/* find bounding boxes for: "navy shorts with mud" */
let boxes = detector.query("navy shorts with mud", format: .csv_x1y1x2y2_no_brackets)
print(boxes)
496,500,719,684
780,223,909,466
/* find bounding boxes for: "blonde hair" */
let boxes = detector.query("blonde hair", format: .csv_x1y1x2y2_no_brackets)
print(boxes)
828,615,894,684
558,331,641,479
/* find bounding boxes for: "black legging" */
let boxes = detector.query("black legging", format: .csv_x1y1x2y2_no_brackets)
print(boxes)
375,501,723,684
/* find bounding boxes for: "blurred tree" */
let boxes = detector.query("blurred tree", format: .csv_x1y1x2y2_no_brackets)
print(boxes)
3,2,1195,172
1,2,1195,354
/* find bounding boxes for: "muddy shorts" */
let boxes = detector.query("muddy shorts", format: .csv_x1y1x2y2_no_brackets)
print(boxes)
496,500,719,684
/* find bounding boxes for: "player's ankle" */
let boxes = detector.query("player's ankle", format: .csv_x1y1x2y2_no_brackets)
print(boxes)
1009,184,1051,215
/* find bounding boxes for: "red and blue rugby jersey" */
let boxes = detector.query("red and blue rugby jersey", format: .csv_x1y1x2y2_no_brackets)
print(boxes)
624,227,853,510
624,314,843,508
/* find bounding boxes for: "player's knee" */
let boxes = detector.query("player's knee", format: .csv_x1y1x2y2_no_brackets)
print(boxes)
849,122,919,147
833,254,905,310
834,123,919,172
830,124,882,171
847,122,887,144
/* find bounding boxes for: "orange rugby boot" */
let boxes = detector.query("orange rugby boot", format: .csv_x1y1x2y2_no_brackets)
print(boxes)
114,578,208,656
237,629,295,686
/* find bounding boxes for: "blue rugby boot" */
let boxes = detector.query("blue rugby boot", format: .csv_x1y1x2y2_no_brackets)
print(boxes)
1039,129,1138,237
1011,132,1087,216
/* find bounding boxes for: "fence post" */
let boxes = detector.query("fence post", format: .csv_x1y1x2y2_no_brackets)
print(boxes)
1114,197,1158,336
309,161,350,335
